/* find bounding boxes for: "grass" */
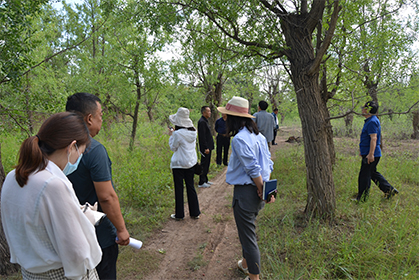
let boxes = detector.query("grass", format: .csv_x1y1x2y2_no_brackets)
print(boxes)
1,118,419,279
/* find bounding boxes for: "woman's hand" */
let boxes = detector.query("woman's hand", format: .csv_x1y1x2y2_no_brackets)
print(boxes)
266,196,276,204
168,127,174,136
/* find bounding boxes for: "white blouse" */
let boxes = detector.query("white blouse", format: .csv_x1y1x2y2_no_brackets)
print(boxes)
169,129,198,169
1,161,102,280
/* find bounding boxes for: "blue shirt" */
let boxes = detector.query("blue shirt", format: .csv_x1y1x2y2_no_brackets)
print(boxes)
67,137,117,249
215,117,227,135
226,128,273,186
359,115,381,157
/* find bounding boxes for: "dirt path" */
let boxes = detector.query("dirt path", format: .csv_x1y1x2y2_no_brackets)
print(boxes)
142,127,299,280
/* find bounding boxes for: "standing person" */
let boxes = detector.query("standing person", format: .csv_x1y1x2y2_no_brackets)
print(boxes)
355,101,399,201
197,105,215,188
215,113,230,166
168,107,201,220
66,92,130,280
218,97,275,280
271,108,279,145
253,101,275,149
1,112,102,280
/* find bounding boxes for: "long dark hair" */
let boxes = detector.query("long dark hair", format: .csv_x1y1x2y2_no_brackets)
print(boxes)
175,125,196,131
226,115,259,136
15,112,90,187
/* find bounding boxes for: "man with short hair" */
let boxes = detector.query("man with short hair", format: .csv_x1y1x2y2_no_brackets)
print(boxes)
66,92,130,280
271,108,279,145
254,101,275,148
355,100,399,201
215,113,230,166
198,106,214,188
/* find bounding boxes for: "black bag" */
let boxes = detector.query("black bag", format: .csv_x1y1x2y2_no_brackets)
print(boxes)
194,162,203,175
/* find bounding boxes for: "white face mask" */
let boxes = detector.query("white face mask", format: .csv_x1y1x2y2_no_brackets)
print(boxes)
63,143,83,176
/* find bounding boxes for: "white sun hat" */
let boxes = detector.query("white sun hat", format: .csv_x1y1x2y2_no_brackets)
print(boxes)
169,107,194,127
217,96,255,118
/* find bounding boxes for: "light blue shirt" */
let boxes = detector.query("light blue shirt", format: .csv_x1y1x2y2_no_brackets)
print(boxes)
226,128,274,186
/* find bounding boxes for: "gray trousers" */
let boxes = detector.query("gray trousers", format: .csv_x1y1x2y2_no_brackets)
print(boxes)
233,184,265,275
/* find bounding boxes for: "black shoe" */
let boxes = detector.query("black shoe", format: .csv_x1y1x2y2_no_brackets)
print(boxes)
385,188,399,199
272,143,278,145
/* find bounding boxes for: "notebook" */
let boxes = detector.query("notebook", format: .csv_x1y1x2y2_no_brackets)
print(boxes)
263,179,277,202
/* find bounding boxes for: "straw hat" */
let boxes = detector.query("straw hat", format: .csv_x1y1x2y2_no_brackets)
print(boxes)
217,96,255,118
169,107,194,127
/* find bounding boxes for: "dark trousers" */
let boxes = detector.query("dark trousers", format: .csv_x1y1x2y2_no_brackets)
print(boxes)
199,150,212,185
96,243,118,280
216,135,230,165
357,156,393,200
173,167,200,218
272,128,278,144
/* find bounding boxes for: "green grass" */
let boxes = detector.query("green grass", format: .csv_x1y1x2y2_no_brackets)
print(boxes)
2,119,419,279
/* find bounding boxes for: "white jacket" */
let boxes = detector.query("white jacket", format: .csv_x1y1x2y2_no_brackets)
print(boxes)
169,129,198,169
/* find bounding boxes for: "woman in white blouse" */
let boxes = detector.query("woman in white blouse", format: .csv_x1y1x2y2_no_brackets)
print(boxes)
1,112,102,280
168,107,201,220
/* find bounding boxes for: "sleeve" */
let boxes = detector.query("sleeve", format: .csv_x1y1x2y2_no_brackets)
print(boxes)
367,120,379,135
214,119,220,133
233,137,262,179
39,178,102,279
86,145,112,183
169,133,180,152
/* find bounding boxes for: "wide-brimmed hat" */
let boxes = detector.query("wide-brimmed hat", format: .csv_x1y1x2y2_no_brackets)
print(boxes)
169,107,194,127
217,96,255,118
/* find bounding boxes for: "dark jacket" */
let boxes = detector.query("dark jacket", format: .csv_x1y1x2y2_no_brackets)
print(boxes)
198,116,214,152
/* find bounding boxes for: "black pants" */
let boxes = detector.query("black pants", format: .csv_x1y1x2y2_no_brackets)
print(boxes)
272,128,278,144
357,156,394,200
199,150,212,185
96,243,118,280
172,167,200,218
216,135,230,165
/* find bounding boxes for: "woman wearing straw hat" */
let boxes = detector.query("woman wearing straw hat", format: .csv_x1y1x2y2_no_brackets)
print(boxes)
168,107,201,220
218,97,275,280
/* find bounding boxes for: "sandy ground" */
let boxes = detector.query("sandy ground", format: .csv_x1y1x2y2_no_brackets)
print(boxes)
141,129,295,280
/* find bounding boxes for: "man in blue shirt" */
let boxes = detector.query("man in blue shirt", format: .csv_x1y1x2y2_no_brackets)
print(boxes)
356,101,399,201
66,92,130,279
215,113,230,166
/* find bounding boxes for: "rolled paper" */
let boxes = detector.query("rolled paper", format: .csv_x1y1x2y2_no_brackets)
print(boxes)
128,238,143,249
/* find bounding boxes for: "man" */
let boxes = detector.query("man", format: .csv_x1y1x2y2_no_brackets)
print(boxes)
66,92,130,279
271,108,279,145
215,113,230,166
198,106,215,188
253,101,275,148
355,100,399,201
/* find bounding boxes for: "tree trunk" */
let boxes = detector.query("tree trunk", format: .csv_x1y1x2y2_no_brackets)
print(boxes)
205,72,224,136
282,14,336,218
130,77,141,150
412,108,419,139
0,144,20,275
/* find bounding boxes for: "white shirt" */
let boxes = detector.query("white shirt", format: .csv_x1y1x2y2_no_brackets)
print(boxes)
169,129,198,169
1,161,102,279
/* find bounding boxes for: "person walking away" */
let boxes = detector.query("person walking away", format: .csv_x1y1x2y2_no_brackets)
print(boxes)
253,101,275,149
1,112,102,280
197,106,215,188
215,113,230,166
218,96,275,280
66,92,130,280
271,108,279,145
355,100,399,201
168,107,201,221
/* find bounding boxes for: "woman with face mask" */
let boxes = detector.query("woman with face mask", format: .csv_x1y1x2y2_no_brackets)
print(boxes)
1,112,102,280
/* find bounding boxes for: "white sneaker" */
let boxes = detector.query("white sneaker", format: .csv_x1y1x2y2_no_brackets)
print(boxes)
206,181,215,185
238,259,249,275
198,183,210,188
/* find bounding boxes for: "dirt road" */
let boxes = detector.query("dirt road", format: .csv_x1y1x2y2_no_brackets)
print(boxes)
141,129,293,280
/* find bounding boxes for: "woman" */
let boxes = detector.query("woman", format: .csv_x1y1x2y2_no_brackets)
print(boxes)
218,97,275,280
168,107,201,220
1,112,102,280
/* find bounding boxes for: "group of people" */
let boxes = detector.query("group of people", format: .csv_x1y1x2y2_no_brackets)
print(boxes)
0,93,398,280
2,93,130,280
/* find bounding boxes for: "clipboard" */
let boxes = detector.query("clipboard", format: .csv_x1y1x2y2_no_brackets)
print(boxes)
263,179,277,202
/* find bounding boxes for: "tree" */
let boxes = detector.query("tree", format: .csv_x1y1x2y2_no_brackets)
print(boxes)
163,0,341,218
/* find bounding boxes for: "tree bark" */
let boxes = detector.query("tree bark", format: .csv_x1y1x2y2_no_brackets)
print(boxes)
205,72,224,136
282,13,336,218
130,74,142,150
0,144,20,275
412,108,419,139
